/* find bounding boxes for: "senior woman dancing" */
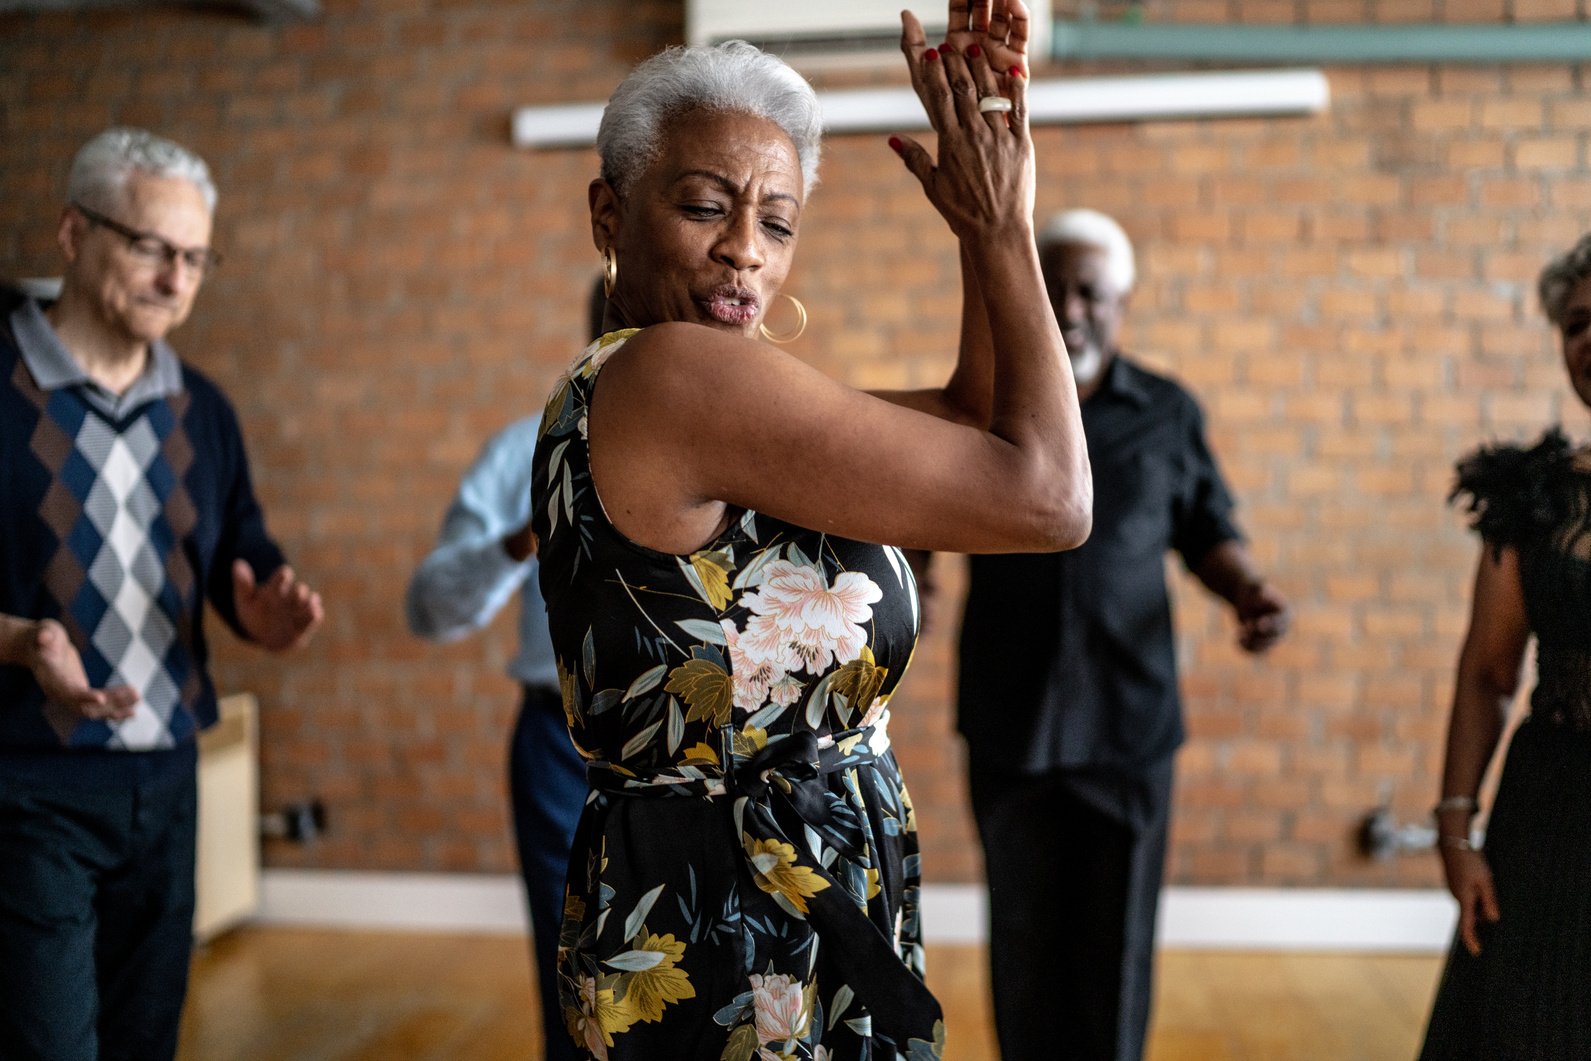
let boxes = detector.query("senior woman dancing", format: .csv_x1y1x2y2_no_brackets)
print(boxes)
531,2,1090,1057
1418,234,1591,1060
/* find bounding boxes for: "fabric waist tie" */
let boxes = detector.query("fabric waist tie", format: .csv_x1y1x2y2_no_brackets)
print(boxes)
585,718,943,1051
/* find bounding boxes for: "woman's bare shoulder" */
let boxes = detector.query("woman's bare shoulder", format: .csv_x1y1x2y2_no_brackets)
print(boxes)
601,321,813,401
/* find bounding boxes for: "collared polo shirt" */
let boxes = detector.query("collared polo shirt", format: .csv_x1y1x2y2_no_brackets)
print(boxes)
9,298,183,417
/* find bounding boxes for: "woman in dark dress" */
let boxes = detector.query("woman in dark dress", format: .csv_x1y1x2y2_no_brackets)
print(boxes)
1420,234,1591,1060
530,2,1092,1058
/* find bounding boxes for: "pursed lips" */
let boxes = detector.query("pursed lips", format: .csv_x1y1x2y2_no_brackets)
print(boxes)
702,286,759,326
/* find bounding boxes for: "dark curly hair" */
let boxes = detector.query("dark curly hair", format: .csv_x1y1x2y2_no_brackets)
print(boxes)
1538,233,1591,328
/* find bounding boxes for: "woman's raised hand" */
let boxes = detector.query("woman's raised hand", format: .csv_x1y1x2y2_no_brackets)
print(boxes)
943,0,1030,80
894,0,1035,242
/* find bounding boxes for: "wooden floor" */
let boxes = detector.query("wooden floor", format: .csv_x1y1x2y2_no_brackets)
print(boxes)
179,927,1443,1060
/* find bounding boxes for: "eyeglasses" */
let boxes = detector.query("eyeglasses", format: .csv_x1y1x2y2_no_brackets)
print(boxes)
72,201,223,275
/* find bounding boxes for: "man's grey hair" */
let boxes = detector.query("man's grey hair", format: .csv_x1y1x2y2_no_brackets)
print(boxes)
1539,232,1591,328
67,127,217,215
596,41,822,200
1038,208,1136,293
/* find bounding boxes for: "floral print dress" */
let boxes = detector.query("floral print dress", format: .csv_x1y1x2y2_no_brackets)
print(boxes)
531,330,945,1061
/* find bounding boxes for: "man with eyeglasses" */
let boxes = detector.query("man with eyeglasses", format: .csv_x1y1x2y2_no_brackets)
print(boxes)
0,127,323,1061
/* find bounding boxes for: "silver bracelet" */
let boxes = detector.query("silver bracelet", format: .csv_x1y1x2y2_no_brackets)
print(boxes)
1433,795,1478,815
1438,834,1476,852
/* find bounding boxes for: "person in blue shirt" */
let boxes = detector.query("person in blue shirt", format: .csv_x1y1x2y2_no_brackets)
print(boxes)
404,283,602,1061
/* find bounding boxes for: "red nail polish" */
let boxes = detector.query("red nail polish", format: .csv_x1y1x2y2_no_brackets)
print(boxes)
967,43,982,58
1009,65,1024,78
924,47,939,61
939,40,953,52
888,136,904,154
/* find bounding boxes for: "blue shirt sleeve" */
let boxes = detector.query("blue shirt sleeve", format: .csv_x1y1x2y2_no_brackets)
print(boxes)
404,416,540,642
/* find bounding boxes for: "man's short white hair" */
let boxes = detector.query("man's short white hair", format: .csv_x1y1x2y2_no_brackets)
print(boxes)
1038,209,1135,292
67,127,217,215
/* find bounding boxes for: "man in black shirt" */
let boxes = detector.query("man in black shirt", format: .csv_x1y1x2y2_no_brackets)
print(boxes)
957,209,1289,1061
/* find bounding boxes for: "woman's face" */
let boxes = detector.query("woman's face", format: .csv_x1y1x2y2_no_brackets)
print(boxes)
1560,274,1591,410
599,107,804,338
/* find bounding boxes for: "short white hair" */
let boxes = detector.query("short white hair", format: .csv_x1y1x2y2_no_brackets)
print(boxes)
1038,209,1135,292
67,127,217,215
597,41,822,200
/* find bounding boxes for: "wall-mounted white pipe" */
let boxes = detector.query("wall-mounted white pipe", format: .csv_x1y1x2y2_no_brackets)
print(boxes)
510,67,1328,149
1050,21,1591,64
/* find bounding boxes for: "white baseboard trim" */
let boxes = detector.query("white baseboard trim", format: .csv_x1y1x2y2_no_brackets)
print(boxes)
260,870,530,933
1156,887,1454,952
258,871,1457,952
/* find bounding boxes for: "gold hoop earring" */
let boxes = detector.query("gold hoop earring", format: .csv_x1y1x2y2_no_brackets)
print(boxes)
602,247,618,299
759,293,807,345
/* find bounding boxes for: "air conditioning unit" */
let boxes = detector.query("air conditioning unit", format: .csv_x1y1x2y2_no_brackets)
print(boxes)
686,0,1052,73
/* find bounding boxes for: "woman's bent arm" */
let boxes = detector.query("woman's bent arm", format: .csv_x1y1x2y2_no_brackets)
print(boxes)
587,3,1088,556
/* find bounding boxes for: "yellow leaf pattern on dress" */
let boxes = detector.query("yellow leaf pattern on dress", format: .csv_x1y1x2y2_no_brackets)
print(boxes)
690,551,735,611
665,658,734,727
557,661,578,727
565,972,640,1054
721,1024,760,1061
830,644,888,724
619,932,696,1021
743,834,830,914
731,725,768,761
679,741,720,768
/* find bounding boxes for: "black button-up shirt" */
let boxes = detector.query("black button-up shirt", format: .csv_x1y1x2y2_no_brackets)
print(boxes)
957,354,1243,779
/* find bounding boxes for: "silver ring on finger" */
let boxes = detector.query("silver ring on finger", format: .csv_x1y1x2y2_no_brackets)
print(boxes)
978,95,1014,113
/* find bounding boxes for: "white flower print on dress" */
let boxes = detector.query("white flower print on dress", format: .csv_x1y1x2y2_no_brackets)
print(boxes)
767,674,803,709
739,560,882,676
750,972,810,1045
722,619,779,710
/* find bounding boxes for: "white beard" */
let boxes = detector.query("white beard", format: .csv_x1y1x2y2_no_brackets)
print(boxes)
1070,341,1105,386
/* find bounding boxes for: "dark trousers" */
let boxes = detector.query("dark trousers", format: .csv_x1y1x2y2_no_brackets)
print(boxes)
0,753,198,1061
510,685,588,1061
969,761,1173,1061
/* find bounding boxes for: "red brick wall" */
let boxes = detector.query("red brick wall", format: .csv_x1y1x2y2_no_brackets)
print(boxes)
2,0,1587,889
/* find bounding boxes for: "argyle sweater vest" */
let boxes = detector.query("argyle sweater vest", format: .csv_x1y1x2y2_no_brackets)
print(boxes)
1,319,284,756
